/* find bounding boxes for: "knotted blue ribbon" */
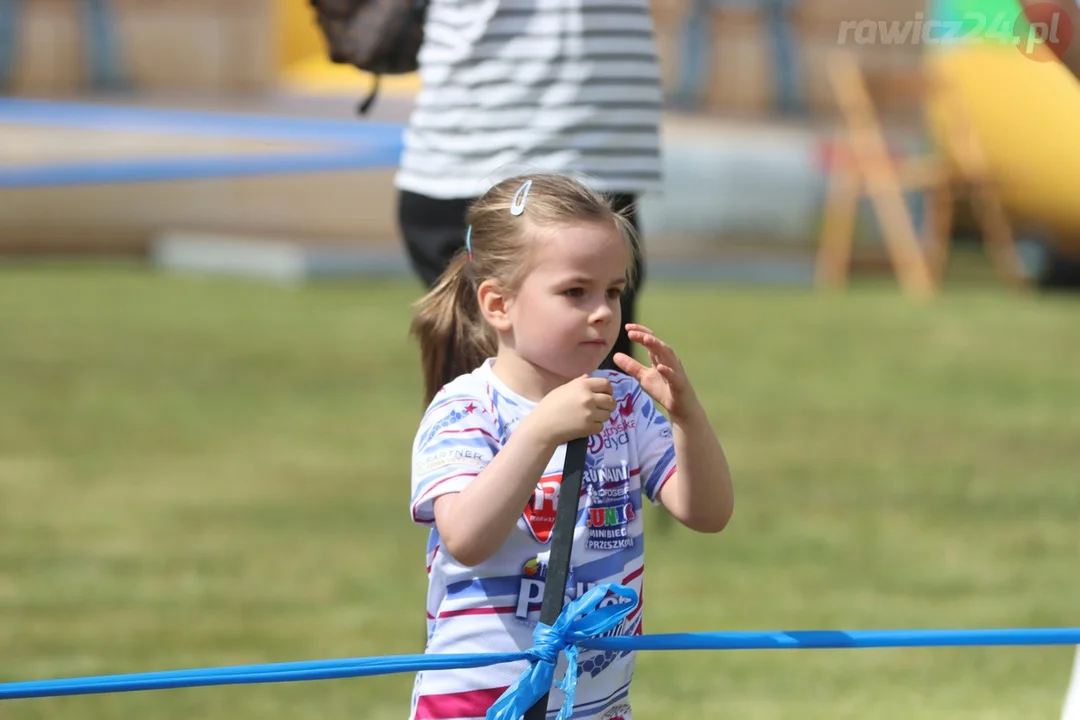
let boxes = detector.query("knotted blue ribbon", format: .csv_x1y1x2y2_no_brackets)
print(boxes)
486,583,639,720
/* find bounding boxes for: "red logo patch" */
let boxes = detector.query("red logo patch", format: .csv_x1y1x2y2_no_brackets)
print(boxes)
523,475,562,543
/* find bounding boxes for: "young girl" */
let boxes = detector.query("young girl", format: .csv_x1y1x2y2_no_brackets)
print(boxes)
407,173,734,720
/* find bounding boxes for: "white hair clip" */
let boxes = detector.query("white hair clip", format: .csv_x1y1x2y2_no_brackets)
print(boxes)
510,179,532,216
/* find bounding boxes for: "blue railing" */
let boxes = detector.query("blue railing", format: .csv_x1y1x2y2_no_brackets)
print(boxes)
3,583,1079,719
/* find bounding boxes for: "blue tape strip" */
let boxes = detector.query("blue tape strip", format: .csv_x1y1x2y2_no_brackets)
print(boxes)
2,582,1078,713
0,98,405,146
583,627,1080,651
0,146,401,188
0,651,529,700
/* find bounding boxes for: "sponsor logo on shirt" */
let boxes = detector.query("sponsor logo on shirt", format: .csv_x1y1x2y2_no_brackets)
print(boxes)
583,464,635,551
588,393,636,454
415,447,486,474
521,463,638,548
514,558,638,628
514,557,548,619
522,475,562,543
588,418,635,454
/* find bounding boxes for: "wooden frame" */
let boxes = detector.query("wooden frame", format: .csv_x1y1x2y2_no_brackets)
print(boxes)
814,50,1028,298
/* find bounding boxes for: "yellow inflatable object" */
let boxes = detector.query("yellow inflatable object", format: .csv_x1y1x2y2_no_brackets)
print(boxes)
926,42,1080,250
278,0,323,67
274,0,420,96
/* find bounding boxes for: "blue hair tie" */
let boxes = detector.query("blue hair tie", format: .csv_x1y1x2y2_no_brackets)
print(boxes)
465,225,473,262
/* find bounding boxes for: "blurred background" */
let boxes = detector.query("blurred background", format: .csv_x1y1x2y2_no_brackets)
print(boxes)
3,0,1079,284
2,1,1080,719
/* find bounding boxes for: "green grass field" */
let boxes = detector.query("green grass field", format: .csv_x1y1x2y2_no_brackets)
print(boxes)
1,264,1078,719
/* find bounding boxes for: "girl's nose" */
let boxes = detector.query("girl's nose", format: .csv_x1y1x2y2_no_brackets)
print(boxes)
589,301,613,324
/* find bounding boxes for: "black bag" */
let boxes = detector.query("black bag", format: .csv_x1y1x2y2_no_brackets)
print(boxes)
309,0,428,115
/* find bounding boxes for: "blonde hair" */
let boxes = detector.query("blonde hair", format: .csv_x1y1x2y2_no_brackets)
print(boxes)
409,173,639,405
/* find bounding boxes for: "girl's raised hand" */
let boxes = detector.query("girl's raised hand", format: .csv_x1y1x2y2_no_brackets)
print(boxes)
526,375,616,447
612,323,698,421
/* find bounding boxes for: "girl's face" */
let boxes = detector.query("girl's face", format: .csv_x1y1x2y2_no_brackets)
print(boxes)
501,220,630,387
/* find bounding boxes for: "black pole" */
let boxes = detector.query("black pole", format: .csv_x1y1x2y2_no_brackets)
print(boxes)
522,436,588,720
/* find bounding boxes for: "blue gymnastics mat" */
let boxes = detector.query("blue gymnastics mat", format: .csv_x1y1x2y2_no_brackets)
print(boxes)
0,98,403,189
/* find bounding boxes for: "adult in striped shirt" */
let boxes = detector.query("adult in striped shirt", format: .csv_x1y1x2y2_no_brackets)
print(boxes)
407,173,734,719
395,0,665,371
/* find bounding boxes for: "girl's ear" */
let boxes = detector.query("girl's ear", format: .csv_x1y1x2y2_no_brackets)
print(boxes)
477,279,513,333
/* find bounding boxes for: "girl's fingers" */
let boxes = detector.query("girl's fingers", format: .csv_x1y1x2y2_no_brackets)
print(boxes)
625,323,655,336
595,393,617,412
626,329,658,344
633,335,677,368
628,327,674,354
612,352,648,380
628,330,660,352
656,364,679,381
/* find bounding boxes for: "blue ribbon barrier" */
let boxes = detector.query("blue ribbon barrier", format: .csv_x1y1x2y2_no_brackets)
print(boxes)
486,584,637,720
3,581,1080,720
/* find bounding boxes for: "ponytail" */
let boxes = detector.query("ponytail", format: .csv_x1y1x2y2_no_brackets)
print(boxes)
410,251,498,405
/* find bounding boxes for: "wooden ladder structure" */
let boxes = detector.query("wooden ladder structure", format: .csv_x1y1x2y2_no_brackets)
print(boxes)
814,50,1028,298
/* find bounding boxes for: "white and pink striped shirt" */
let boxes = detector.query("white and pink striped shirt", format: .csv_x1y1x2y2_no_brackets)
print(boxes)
409,358,676,720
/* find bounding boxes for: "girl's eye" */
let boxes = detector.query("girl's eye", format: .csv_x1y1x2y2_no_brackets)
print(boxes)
564,288,585,297
607,288,623,299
